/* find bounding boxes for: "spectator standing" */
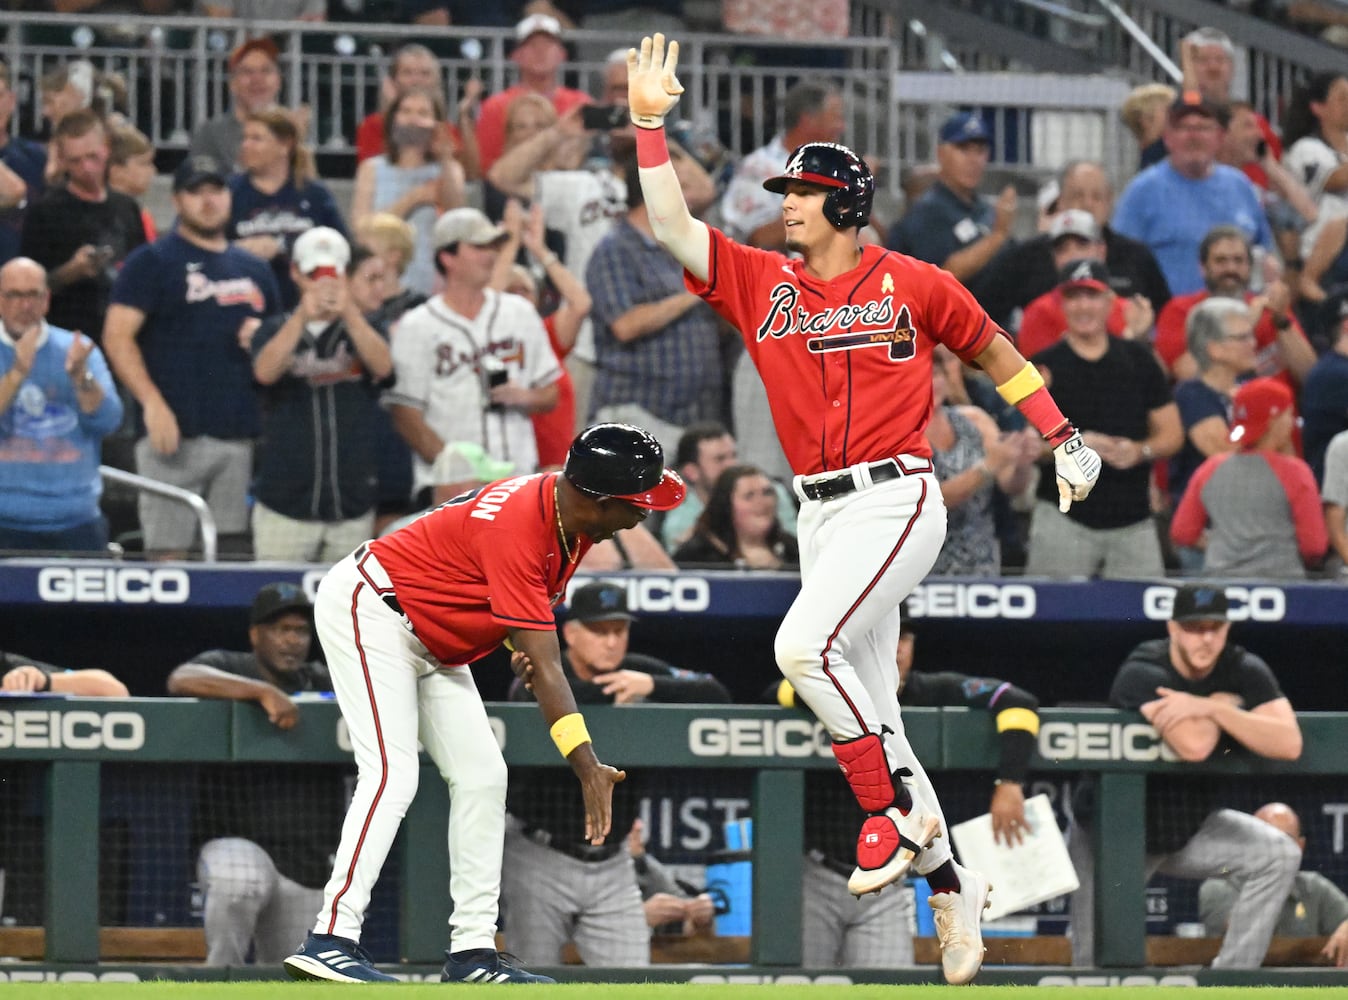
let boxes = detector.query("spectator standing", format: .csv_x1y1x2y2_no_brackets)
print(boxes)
107,124,158,241
1,649,127,696
354,44,469,169
353,212,427,328
1280,71,1348,261
718,81,846,249
385,207,560,505
0,61,46,268
229,109,347,311
1023,260,1182,578
586,154,724,457
1069,584,1303,969
1120,83,1177,170
672,464,799,569
503,579,729,967
250,228,393,563
0,257,121,552
189,38,284,170
1321,426,1348,572
1171,377,1326,578
1200,802,1348,966
1300,288,1348,482
20,109,146,346
1111,95,1272,297
102,155,281,556
166,582,339,967
351,88,467,298
888,112,1019,288
475,15,592,174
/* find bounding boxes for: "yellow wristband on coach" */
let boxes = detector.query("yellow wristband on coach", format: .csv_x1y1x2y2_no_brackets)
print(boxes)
996,361,1045,406
550,713,592,758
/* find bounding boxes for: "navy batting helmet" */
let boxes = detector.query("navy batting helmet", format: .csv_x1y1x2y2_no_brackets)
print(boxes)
564,423,686,511
763,142,873,230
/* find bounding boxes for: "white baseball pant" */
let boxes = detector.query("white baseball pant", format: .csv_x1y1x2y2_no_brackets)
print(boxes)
310,547,508,954
197,837,323,965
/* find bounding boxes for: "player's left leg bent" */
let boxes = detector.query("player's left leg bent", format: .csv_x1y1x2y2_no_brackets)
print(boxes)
416,667,509,954
197,837,274,966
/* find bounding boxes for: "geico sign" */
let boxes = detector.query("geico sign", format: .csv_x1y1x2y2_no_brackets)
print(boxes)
37,566,190,604
0,710,146,751
689,718,833,758
572,577,710,613
906,583,1036,619
1037,975,1197,987
1039,721,1178,762
690,976,853,985
1143,585,1285,622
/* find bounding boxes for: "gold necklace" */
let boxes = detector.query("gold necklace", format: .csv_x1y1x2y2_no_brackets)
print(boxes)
554,481,577,564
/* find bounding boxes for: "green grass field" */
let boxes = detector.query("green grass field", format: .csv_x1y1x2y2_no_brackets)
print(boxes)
5,985,1348,999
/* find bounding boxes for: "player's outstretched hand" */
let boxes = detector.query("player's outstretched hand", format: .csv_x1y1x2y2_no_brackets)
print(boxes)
626,33,684,129
579,757,627,844
1052,429,1101,512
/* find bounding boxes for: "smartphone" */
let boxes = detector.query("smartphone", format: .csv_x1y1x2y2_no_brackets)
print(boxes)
581,104,628,131
484,367,508,411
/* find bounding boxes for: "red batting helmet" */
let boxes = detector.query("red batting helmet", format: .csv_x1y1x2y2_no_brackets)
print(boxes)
763,142,873,231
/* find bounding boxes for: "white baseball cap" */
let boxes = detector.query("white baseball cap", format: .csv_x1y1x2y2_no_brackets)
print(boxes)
1048,209,1101,244
432,208,507,251
292,226,350,276
515,13,563,42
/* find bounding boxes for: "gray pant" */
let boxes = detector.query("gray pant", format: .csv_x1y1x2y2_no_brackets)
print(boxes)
197,837,323,966
1069,809,1301,968
1024,500,1165,579
134,436,252,552
802,856,914,968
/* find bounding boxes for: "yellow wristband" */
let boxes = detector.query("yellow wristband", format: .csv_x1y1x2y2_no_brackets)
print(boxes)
550,712,591,758
995,361,1045,406
995,706,1041,736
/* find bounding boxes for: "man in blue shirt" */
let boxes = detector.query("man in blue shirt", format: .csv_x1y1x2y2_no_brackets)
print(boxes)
887,111,1019,288
0,257,122,551
1112,95,1272,296
0,62,46,268
102,155,280,557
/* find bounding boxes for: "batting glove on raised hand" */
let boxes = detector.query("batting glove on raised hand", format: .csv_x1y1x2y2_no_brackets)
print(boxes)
1053,429,1101,513
626,33,684,129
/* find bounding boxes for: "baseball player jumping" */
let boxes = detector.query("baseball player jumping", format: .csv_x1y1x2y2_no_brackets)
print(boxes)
627,35,1101,984
283,423,685,984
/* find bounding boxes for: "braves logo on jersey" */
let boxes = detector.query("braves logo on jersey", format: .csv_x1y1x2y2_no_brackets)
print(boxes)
754,279,917,362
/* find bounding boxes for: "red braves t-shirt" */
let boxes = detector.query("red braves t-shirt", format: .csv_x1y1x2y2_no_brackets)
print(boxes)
687,231,1000,473
1154,289,1307,392
368,472,590,665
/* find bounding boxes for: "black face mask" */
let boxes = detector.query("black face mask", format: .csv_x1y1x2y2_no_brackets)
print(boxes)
390,123,434,149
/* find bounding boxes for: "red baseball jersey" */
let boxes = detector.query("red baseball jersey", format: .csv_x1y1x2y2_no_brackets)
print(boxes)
1155,289,1306,388
368,472,590,665
688,230,1001,474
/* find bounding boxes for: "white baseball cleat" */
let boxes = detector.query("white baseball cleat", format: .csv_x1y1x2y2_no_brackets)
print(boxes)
847,805,941,897
929,863,992,985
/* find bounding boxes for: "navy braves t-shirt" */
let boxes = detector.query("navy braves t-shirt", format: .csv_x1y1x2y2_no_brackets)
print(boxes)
227,174,347,310
111,231,280,439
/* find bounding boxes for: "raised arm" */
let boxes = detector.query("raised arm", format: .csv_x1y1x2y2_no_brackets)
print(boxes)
628,35,711,282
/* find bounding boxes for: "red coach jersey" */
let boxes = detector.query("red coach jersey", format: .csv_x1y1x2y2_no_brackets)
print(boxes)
687,230,1000,474
367,473,591,665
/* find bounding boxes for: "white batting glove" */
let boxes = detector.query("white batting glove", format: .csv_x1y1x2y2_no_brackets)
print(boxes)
626,33,684,129
1053,430,1101,513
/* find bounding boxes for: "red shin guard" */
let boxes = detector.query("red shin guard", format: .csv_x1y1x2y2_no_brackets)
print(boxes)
832,733,897,812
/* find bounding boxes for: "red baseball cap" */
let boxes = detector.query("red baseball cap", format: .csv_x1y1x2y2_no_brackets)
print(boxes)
1058,258,1112,293
1228,377,1294,450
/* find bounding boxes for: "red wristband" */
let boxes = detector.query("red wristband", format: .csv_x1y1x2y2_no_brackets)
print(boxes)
1017,385,1073,445
635,126,670,167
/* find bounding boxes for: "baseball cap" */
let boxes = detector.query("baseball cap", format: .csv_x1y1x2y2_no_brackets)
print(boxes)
229,36,280,72
564,423,686,511
173,154,228,192
1169,91,1229,127
1057,258,1112,293
567,581,635,625
250,581,312,625
432,207,508,251
1228,376,1294,450
515,13,563,42
292,226,351,277
1170,584,1229,623
1049,209,1101,245
938,111,991,145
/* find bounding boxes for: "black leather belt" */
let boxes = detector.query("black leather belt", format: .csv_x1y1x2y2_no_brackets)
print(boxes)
808,849,854,879
798,459,906,502
523,825,622,863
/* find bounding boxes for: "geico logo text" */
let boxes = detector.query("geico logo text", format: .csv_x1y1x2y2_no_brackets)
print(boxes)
1037,975,1198,987
37,567,190,604
689,718,833,758
0,710,146,750
690,975,854,985
906,583,1036,619
1039,722,1179,762
1143,585,1285,622
572,576,710,613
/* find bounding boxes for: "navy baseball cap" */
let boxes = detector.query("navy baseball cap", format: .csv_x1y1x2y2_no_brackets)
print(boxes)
251,582,313,625
1171,585,1229,623
173,154,229,192
939,111,991,145
568,581,635,624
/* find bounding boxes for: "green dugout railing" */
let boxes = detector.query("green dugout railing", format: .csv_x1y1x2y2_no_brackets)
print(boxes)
7,700,1346,967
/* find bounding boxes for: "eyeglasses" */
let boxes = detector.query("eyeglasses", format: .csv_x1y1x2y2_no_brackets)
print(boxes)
0,289,44,301
1177,620,1227,634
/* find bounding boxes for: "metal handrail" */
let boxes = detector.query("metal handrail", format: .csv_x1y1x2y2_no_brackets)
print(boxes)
99,464,217,562
1092,0,1183,81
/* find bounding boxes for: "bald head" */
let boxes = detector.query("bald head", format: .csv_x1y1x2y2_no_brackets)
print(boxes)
0,256,50,337
1254,802,1304,849
0,256,47,287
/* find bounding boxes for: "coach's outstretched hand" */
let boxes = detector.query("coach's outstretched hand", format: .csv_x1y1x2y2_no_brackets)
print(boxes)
1052,430,1102,513
627,33,684,129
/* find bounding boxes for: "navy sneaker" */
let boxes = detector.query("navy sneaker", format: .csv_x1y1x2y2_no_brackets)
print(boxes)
284,932,398,983
441,949,555,984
